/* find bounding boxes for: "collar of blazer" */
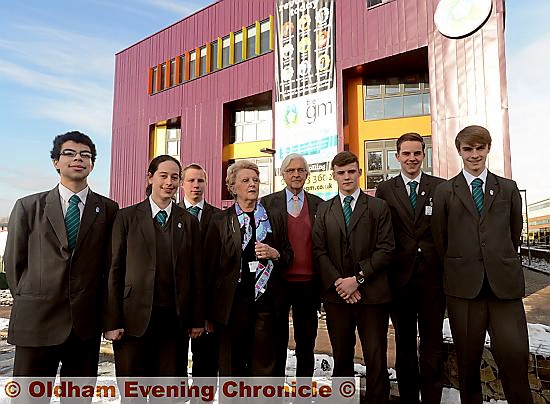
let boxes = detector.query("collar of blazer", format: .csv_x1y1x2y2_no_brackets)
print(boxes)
45,186,99,253
329,190,368,236
270,189,319,223
453,171,499,222
136,199,187,267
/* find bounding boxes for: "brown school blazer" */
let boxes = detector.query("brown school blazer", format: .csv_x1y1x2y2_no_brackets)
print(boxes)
178,201,222,244
312,191,395,304
375,173,445,287
103,200,203,336
432,171,524,299
5,186,118,347
204,204,293,325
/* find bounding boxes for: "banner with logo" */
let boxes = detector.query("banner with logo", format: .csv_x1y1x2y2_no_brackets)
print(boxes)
274,0,337,200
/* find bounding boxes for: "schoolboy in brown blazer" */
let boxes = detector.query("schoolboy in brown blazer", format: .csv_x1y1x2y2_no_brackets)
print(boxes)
179,163,221,378
432,125,533,404
376,133,445,404
104,155,203,377
5,131,118,377
313,151,394,404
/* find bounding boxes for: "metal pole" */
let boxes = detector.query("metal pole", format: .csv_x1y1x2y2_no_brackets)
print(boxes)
520,189,531,265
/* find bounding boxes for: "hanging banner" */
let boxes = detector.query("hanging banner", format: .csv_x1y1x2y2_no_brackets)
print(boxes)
274,0,337,200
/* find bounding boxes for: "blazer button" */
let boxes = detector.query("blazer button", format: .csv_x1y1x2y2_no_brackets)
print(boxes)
481,242,486,247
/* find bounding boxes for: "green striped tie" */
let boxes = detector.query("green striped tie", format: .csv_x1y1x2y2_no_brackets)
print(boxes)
155,210,168,227
187,206,201,217
409,181,418,209
343,195,353,227
471,178,484,215
65,195,81,250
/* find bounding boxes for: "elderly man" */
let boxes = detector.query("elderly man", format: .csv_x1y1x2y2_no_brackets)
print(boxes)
262,153,323,377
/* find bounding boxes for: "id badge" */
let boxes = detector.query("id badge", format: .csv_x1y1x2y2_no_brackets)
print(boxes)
249,261,259,273
425,206,433,216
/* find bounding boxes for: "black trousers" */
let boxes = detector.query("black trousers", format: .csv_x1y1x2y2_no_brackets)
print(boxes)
191,330,219,377
218,292,277,377
14,330,100,377
447,292,533,404
391,259,446,404
113,306,188,377
275,280,319,377
324,301,390,404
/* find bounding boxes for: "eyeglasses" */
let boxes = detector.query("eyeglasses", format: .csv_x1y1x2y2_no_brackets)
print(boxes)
285,168,307,174
60,149,93,159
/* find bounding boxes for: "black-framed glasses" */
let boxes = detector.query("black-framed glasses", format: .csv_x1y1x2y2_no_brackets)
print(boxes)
60,149,93,159
285,168,307,174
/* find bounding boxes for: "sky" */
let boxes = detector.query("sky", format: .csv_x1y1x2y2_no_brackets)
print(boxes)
0,0,549,218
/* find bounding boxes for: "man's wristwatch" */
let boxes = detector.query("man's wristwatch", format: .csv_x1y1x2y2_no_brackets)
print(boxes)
355,272,366,285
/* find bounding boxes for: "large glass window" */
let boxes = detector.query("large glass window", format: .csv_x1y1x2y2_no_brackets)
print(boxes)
364,137,432,190
160,64,166,90
363,73,430,121
179,55,186,83
151,67,158,93
233,107,272,143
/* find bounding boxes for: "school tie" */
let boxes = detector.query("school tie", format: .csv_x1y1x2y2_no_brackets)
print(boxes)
409,181,418,209
343,195,353,227
187,205,201,217
289,195,301,217
155,210,168,227
65,195,81,251
471,178,484,215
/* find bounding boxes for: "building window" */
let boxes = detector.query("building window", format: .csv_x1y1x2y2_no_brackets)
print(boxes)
247,25,256,59
151,67,158,93
363,73,430,121
179,55,186,83
364,137,432,190
367,0,394,9
260,20,271,54
169,59,176,87
233,107,272,144
222,36,230,67
234,32,243,64
189,51,197,80
160,63,166,90
211,40,219,72
199,46,207,76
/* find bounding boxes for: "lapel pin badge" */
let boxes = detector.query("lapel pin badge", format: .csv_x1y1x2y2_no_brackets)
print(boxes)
489,190,494,195
95,207,100,213
178,222,182,229
421,191,426,196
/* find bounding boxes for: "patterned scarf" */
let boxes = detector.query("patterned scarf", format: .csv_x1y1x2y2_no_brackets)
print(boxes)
235,202,274,300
